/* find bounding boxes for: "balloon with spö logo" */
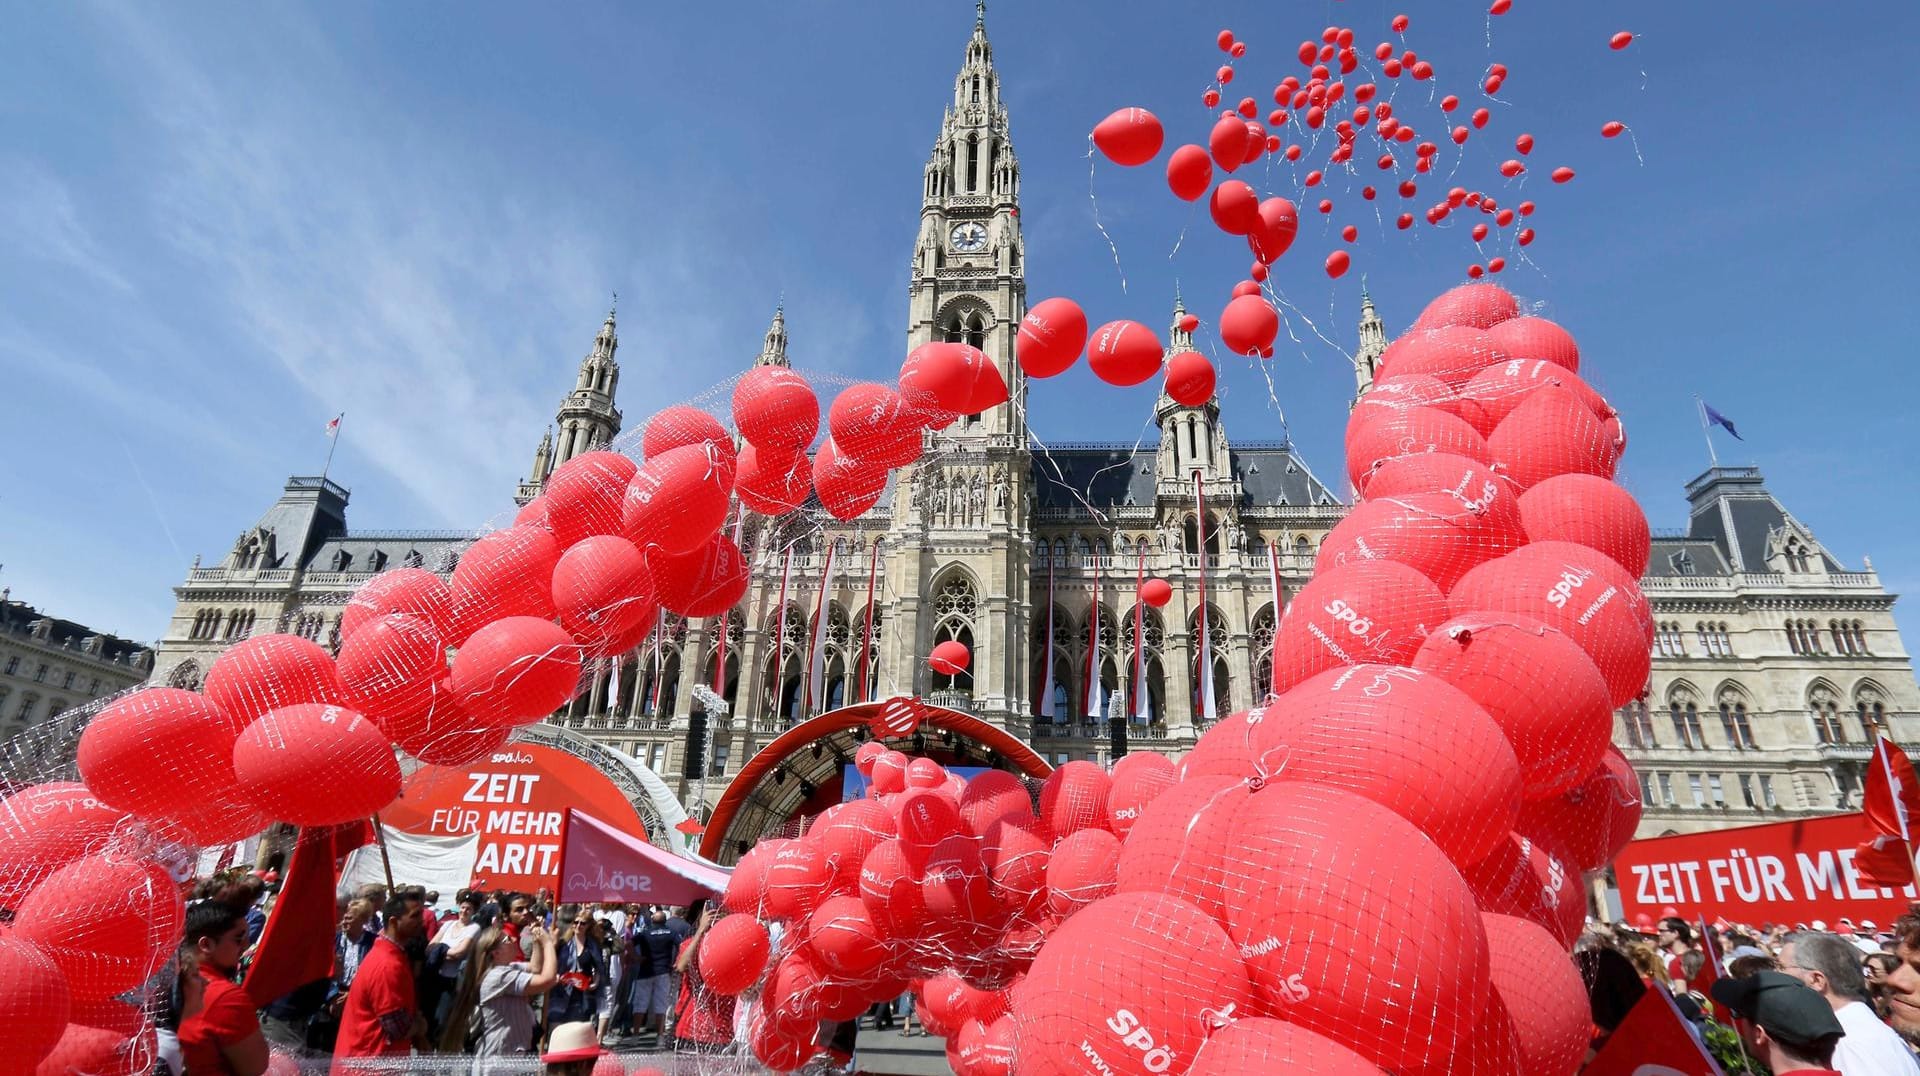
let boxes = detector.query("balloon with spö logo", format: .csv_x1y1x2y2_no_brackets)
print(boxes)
1269,559,1448,695
1314,490,1526,592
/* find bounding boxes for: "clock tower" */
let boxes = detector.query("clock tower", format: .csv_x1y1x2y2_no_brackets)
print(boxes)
907,0,1026,442
884,1,1034,727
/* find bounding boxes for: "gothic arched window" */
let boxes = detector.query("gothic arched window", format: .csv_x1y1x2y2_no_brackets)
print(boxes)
1809,682,1845,745
931,573,979,693
1667,684,1705,749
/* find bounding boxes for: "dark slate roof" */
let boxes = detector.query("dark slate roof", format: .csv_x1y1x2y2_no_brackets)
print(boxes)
1029,443,1340,510
303,532,478,575
1644,537,1735,578
1681,467,1844,574
0,599,151,664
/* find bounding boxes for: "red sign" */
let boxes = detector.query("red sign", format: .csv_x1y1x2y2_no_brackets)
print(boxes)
1615,811,1919,926
381,743,651,893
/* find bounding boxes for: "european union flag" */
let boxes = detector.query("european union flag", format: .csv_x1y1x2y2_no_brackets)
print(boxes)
1702,402,1743,441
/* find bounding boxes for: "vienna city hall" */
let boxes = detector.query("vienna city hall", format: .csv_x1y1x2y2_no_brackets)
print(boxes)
149,10,1919,849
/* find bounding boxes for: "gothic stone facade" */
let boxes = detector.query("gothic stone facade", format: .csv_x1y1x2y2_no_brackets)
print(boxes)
149,11,1919,840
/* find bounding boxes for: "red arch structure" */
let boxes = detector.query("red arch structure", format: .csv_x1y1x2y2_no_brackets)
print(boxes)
699,700,1053,861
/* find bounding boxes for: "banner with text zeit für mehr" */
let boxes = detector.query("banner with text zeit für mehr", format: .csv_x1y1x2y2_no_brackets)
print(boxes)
1614,811,1917,926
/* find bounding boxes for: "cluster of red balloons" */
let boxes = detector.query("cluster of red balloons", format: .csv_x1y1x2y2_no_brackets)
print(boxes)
705,751,1190,1075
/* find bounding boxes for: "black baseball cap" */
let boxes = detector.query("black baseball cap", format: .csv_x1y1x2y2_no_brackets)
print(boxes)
1710,971,1844,1046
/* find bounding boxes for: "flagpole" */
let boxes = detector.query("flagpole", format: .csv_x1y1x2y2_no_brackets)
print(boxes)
858,542,878,705
321,413,344,483
1692,396,1720,469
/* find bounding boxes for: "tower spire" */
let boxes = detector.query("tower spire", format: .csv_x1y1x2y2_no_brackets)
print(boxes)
1353,289,1388,406
755,302,791,367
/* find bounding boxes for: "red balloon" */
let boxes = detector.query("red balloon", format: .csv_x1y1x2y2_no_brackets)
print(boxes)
448,615,582,724
1325,249,1351,278
1218,294,1279,358
1345,406,1492,492
399,715,510,767
641,404,732,464
1483,913,1590,1074
1609,31,1633,50
960,770,1034,838
551,535,657,657
920,834,1002,945
1017,297,1089,379
1113,775,1247,922
869,749,909,795
447,526,562,641
1087,320,1164,387
899,341,1008,419
1410,282,1519,332
895,787,964,864
1207,180,1260,235
1552,166,1576,183
1162,351,1215,407
1485,315,1579,372
0,937,70,1071
1191,1018,1386,1075
1458,358,1611,436
1164,144,1213,202
1046,828,1120,920
1461,830,1583,945
1316,491,1524,592
732,365,820,453
733,442,812,515
828,382,920,469
1039,760,1111,839
203,633,346,727
1137,577,1173,609
749,1008,818,1071
698,912,771,995
233,704,402,825
1350,372,1462,430
854,740,886,776
1413,614,1612,798
806,895,889,977
13,855,183,1003
1092,108,1164,167
1449,541,1653,705
1518,473,1650,578
905,756,947,790
1208,113,1250,172
1223,784,1487,1069
337,612,444,735
1518,745,1642,872
1270,559,1448,695
1487,385,1620,490
764,839,831,922
1247,197,1300,263
1375,326,1510,388
539,450,639,547
646,529,748,617
1602,120,1626,138
1107,752,1177,840
859,838,930,938
33,1022,156,1076
1190,665,1521,867
1015,892,1253,1076
342,567,455,642
623,443,733,555
1361,451,1522,535
928,639,971,675
722,837,787,915
982,817,1049,922
813,797,896,888
0,784,125,906
955,1015,1016,1076
812,438,887,521
79,688,258,844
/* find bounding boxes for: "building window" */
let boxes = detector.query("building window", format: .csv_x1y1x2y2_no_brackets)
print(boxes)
60,671,75,689
3,656,17,676
1670,702,1705,749
708,743,730,778
1639,771,1657,806
1719,700,1755,750
88,678,99,694
1810,685,1846,744
1689,773,1706,808
1709,774,1726,808
32,663,47,683
1853,621,1871,654
1836,768,1860,807
1655,622,1686,658
1692,622,1732,657
1858,696,1888,740
1739,773,1757,809
647,744,666,773
1622,702,1657,748
1759,774,1779,809
1658,773,1676,807
17,693,37,721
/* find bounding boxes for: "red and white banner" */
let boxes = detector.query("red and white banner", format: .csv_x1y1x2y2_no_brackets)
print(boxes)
1614,811,1919,926
556,808,729,907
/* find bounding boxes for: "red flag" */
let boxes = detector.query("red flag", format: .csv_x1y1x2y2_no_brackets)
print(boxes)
1864,735,1920,842
1583,986,1726,1076
1691,914,1722,996
1857,833,1918,888
241,821,373,1008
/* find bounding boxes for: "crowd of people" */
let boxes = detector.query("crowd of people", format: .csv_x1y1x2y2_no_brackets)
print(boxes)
1574,910,1920,1074
155,870,744,1074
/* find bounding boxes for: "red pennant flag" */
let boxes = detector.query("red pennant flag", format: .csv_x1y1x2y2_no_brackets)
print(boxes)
674,818,706,837
1857,833,1917,888
1864,735,1920,842
1583,986,1727,1076
1691,914,1723,997
241,821,373,1008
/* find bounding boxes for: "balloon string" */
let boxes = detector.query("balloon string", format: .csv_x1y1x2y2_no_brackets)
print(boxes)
1085,139,1129,295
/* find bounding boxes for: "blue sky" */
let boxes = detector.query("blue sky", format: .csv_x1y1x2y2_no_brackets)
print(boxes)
2,1,1916,643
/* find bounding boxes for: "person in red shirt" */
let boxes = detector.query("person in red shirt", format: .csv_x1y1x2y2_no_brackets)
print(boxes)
178,900,270,1076
332,892,427,1073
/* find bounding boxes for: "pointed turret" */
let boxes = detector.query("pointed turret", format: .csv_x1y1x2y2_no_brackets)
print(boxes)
754,303,790,368
517,304,625,503
1353,283,1388,405
1156,293,1227,483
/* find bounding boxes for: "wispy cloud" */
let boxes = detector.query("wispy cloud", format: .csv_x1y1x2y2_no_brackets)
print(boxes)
0,159,134,292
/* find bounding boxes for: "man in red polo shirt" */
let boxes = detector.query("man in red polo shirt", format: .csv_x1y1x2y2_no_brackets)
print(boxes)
332,892,427,1072
179,900,270,1075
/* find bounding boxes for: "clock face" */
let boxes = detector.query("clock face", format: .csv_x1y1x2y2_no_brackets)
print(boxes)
950,221,989,253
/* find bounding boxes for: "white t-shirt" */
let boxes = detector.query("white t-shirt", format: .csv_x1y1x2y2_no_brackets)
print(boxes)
1834,999,1920,1076
437,920,483,979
